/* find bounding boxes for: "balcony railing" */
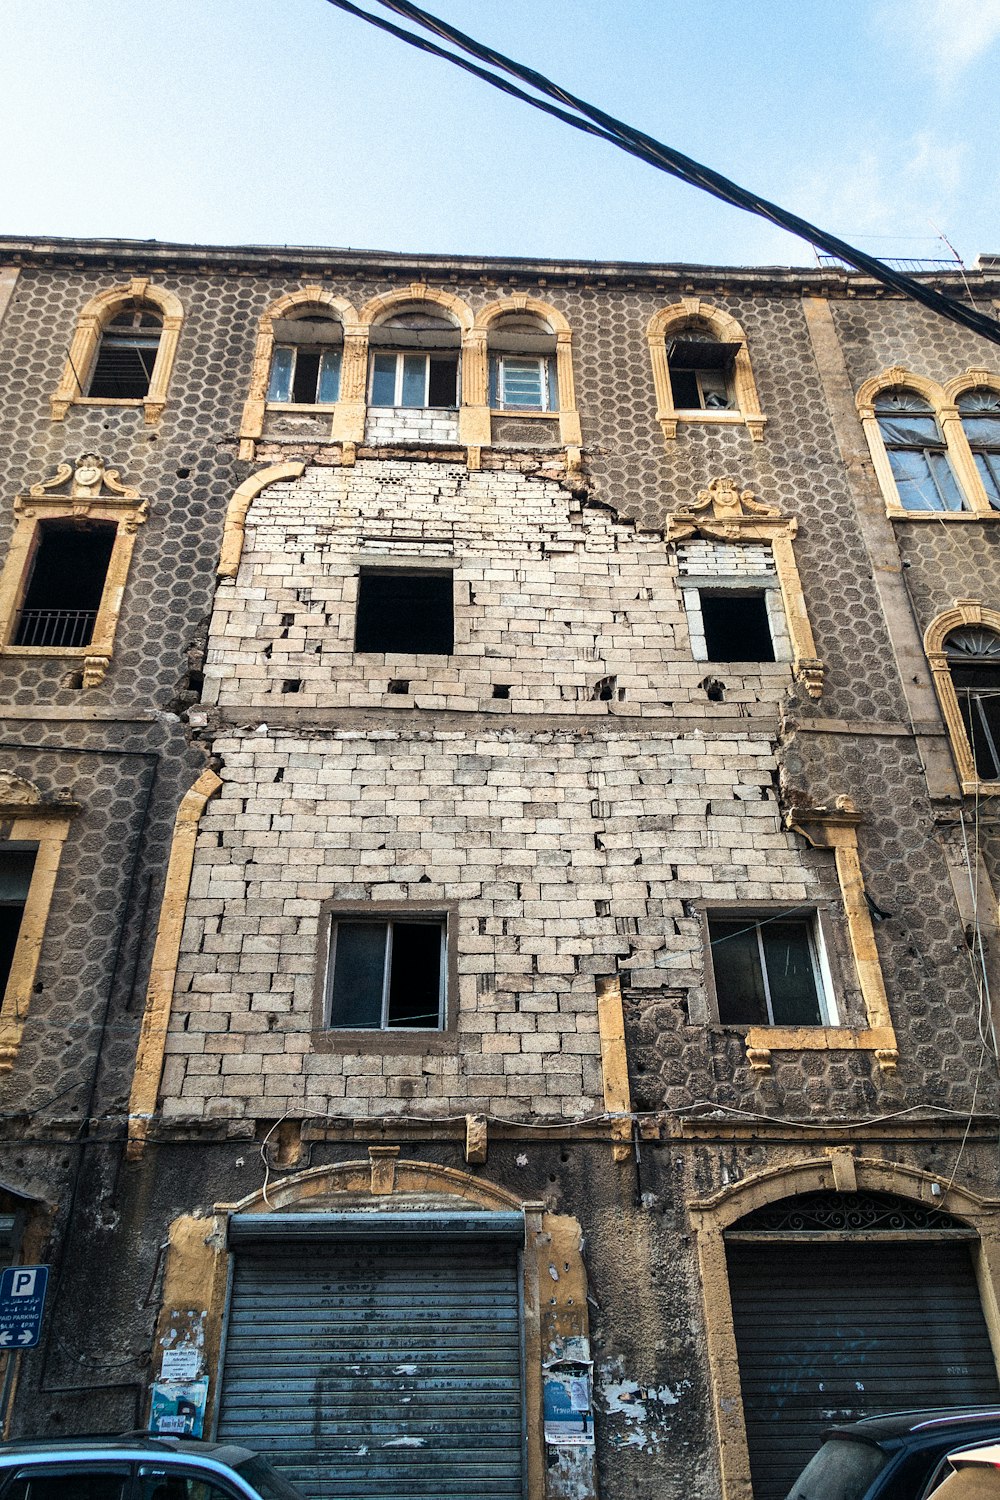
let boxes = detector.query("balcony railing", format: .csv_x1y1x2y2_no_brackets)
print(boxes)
14,608,97,648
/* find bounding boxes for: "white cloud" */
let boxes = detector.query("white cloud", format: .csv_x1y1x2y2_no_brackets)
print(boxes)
879,0,1000,84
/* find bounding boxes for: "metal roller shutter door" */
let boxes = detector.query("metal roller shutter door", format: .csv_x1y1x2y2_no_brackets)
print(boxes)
728,1240,1000,1500
216,1237,525,1500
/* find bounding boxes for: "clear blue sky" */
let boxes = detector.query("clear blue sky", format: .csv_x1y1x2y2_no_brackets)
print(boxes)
3,0,999,267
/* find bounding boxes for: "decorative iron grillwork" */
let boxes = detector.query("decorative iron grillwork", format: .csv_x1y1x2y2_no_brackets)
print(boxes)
728,1190,968,1234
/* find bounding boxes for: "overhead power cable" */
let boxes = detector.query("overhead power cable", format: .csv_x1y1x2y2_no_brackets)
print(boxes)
322,0,1000,349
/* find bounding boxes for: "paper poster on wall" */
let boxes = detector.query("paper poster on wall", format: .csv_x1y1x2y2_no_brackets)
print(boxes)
149,1377,209,1437
543,1366,595,1446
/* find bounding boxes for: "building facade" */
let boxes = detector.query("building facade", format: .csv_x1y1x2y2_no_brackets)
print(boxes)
1,236,1000,1500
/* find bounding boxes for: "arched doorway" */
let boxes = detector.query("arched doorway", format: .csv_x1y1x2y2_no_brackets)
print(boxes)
724,1190,999,1500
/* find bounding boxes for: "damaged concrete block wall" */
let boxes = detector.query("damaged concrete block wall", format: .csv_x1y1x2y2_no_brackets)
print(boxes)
0,236,999,1500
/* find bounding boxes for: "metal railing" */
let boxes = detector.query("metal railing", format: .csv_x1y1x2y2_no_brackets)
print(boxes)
14,608,97,648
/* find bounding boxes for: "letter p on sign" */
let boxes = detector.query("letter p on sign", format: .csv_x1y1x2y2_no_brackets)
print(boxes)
11,1270,36,1297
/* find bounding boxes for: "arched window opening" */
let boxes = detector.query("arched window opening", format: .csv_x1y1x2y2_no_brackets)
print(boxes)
945,627,1000,780
958,387,1000,509
667,325,741,412
873,387,964,511
266,306,343,405
88,302,162,400
369,308,460,410
487,312,557,412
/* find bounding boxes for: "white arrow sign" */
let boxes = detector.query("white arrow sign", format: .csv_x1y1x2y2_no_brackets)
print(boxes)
16,1331,32,1345
0,1333,12,1347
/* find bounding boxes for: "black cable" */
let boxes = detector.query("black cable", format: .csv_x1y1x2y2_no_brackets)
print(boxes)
322,0,1000,348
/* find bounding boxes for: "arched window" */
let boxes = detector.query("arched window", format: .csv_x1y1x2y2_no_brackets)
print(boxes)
369,307,461,410
51,279,183,423
266,305,342,405
487,312,557,412
958,388,1000,509
872,387,964,511
666,323,739,412
647,300,766,442
87,302,162,399
945,626,1000,781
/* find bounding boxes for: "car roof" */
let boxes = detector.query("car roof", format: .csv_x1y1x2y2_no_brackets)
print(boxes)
0,1438,257,1468
823,1408,1000,1449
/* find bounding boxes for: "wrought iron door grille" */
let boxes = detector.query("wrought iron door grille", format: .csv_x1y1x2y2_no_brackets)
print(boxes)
14,608,98,648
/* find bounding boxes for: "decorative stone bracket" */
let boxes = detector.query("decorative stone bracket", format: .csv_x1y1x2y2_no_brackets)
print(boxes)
667,476,825,698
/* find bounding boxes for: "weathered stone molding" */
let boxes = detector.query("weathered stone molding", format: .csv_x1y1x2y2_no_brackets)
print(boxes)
50,278,183,423
925,599,1000,795
667,476,824,697
647,299,766,442
216,461,306,579
0,455,148,686
126,769,222,1159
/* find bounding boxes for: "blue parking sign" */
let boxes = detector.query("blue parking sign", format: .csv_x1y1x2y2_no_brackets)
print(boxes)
0,1266,49,1350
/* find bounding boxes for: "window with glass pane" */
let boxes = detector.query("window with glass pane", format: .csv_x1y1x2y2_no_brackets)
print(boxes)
958,388,1000,509
493,355,549,410
708,914,829,1026
873,388,965,511
5,1469,130,1500
368,351,458,409
326,918,445,1029
946,628,1000,780
88,302,162,399
267,346,341,404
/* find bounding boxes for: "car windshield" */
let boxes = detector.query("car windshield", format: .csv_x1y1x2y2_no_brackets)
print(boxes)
233,1458,306,1500
787,1438,889,1500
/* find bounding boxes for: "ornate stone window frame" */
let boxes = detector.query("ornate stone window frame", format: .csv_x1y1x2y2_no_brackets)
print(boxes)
647,299,766,443
856,365,998,519
0,773,78,1073
925,600,1000,795
666,476,824,698
0,455,148,688
689,1157,1000,1500
238,287,363,460
51,278,183,424
468,295,583,454
738,798,898,1073
944,368,1000,512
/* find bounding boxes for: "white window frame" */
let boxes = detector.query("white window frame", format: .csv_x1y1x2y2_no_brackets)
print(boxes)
708,910,838,1027
266,344,342,406
369,351,459,410
492,353,555,412
325,916,447,1031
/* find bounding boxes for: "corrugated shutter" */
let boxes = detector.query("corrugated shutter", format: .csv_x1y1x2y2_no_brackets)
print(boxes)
216,1235,525,1500
728,1241,1000,1500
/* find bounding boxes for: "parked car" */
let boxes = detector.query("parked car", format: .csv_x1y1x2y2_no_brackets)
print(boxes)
924,1442,1000,1499
785,1408,1000,1500
0,1436,306,1500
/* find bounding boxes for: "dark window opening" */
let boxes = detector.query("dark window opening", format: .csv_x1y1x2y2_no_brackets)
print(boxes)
0,847,36,997
14,520,117,649
267,344,341,404
327,918,444,1029
355,571,454,655
667,336,740,410
701,591,775,662
88,303,162,399
709,913,827,1026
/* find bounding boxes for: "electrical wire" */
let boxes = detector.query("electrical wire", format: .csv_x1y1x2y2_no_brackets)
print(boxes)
320,0,1000,348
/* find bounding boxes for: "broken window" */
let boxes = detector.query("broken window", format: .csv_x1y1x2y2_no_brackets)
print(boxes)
368,308,461,409
958,388,1000,509
667,332,740,411
488,313,558,410
700,591,775,662
946,627,1000,781
266,308,343,404
708,913,832,1026
873,387,964,511
355,570,454,655
13,519,117,649
0,847,36,999
326,918,445,1029
88,301,163,399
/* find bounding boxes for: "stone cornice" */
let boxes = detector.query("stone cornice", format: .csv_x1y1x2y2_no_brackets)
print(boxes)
2,234,998,298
